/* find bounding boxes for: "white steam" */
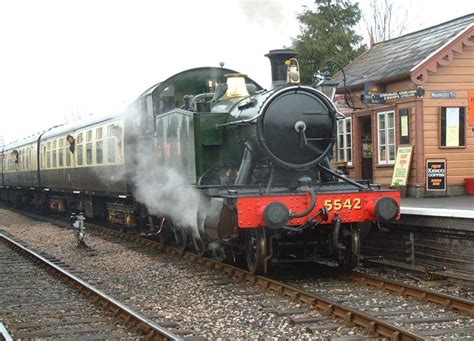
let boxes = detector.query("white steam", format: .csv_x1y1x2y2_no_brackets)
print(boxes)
125,109,204,235
132,162,202,231
237,0,290,34
90,110,205,235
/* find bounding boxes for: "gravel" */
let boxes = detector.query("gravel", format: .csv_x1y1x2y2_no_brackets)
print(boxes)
0,236,138,340
0,208,364,339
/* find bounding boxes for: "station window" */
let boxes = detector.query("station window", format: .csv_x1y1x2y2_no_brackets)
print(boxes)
77,133,83,144
440,107,465,147
337,117,352,165
377,111,396,164
86,130,92,142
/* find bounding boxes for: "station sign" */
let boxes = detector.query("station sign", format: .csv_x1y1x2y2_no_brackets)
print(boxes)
363,83,385,104
431,91,457,99
426,159,447,192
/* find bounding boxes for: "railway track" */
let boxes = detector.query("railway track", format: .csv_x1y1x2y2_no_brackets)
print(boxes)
86,221,474,339
0,233,179,340
2,207,474,339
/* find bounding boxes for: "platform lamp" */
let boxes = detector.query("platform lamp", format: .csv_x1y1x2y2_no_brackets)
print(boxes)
316,71,339,101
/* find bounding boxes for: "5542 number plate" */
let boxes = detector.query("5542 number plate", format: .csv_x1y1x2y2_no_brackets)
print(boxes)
324,198,361,211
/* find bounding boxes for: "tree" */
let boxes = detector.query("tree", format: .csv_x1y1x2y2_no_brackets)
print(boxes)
362,0,409,44
292,0,367,86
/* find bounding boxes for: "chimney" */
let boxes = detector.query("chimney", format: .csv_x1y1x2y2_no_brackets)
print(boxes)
265,49,298,89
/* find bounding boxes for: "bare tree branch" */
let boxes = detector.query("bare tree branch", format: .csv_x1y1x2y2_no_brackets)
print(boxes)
362,0,409,44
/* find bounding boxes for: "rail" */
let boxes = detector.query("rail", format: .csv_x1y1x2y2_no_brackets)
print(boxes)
88,223,426,340
0,233,181,341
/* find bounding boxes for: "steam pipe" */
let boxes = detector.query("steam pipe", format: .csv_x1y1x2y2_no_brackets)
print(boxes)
317,163,367,190
290,187,316,218
234,142,255,185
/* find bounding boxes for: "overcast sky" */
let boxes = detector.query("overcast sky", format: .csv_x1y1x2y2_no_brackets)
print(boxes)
0,0,472,145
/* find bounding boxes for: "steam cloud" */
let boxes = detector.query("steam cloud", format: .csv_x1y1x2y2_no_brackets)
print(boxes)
91,110,205,237
132,155,202,232
237,0,288,31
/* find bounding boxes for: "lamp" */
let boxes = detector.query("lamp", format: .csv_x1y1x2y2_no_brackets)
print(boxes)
316,71,339,101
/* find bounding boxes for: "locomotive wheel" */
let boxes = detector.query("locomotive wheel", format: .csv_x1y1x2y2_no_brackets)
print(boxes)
339,227,360,270
245,229,268,274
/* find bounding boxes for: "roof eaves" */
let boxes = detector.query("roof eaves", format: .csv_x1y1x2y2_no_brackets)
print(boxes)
410,23,474,72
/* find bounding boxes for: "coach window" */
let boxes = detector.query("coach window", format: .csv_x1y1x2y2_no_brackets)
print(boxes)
77,133,84,166
47,142,52,169
96,127,104,164
65,142,71,167
86,130,93,165
58,138,64,167
52,140,57,168
440,107,465,147
29,148,33,170
377,111,396,165
107,124,116,164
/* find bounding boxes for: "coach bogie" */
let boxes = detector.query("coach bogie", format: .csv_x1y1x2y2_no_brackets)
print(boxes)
48,196,66,213
106,202,136,227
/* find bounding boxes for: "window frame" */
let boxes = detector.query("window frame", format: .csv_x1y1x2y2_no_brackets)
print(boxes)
76,133,84,166
439,107,466,148
96,127,104,165
377,110,396,165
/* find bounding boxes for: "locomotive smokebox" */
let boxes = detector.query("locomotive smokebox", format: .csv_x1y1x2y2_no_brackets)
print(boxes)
265,49,298,88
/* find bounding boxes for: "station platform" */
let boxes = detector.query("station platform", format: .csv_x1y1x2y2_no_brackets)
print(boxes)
401,195,474,219
393,195,474,236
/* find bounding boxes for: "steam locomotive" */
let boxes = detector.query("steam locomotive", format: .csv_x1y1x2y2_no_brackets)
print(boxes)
0,49,400,273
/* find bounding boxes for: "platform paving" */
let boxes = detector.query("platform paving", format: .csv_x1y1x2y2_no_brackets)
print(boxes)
401,195,474,219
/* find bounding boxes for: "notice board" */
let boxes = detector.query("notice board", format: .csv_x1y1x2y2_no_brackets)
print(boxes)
426,159,447,192
391,146,413,186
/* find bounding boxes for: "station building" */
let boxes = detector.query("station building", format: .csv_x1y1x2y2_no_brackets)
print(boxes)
333,14,474,197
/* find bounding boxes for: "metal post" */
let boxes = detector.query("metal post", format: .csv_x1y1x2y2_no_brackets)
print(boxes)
71,212,87,248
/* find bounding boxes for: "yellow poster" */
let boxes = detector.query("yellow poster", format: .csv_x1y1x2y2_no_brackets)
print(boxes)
446,127,459,146
391,146,413,186
401,115,408,137
446,107,459,147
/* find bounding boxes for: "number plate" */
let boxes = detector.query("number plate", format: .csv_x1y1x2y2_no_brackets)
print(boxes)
324,198,361,211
